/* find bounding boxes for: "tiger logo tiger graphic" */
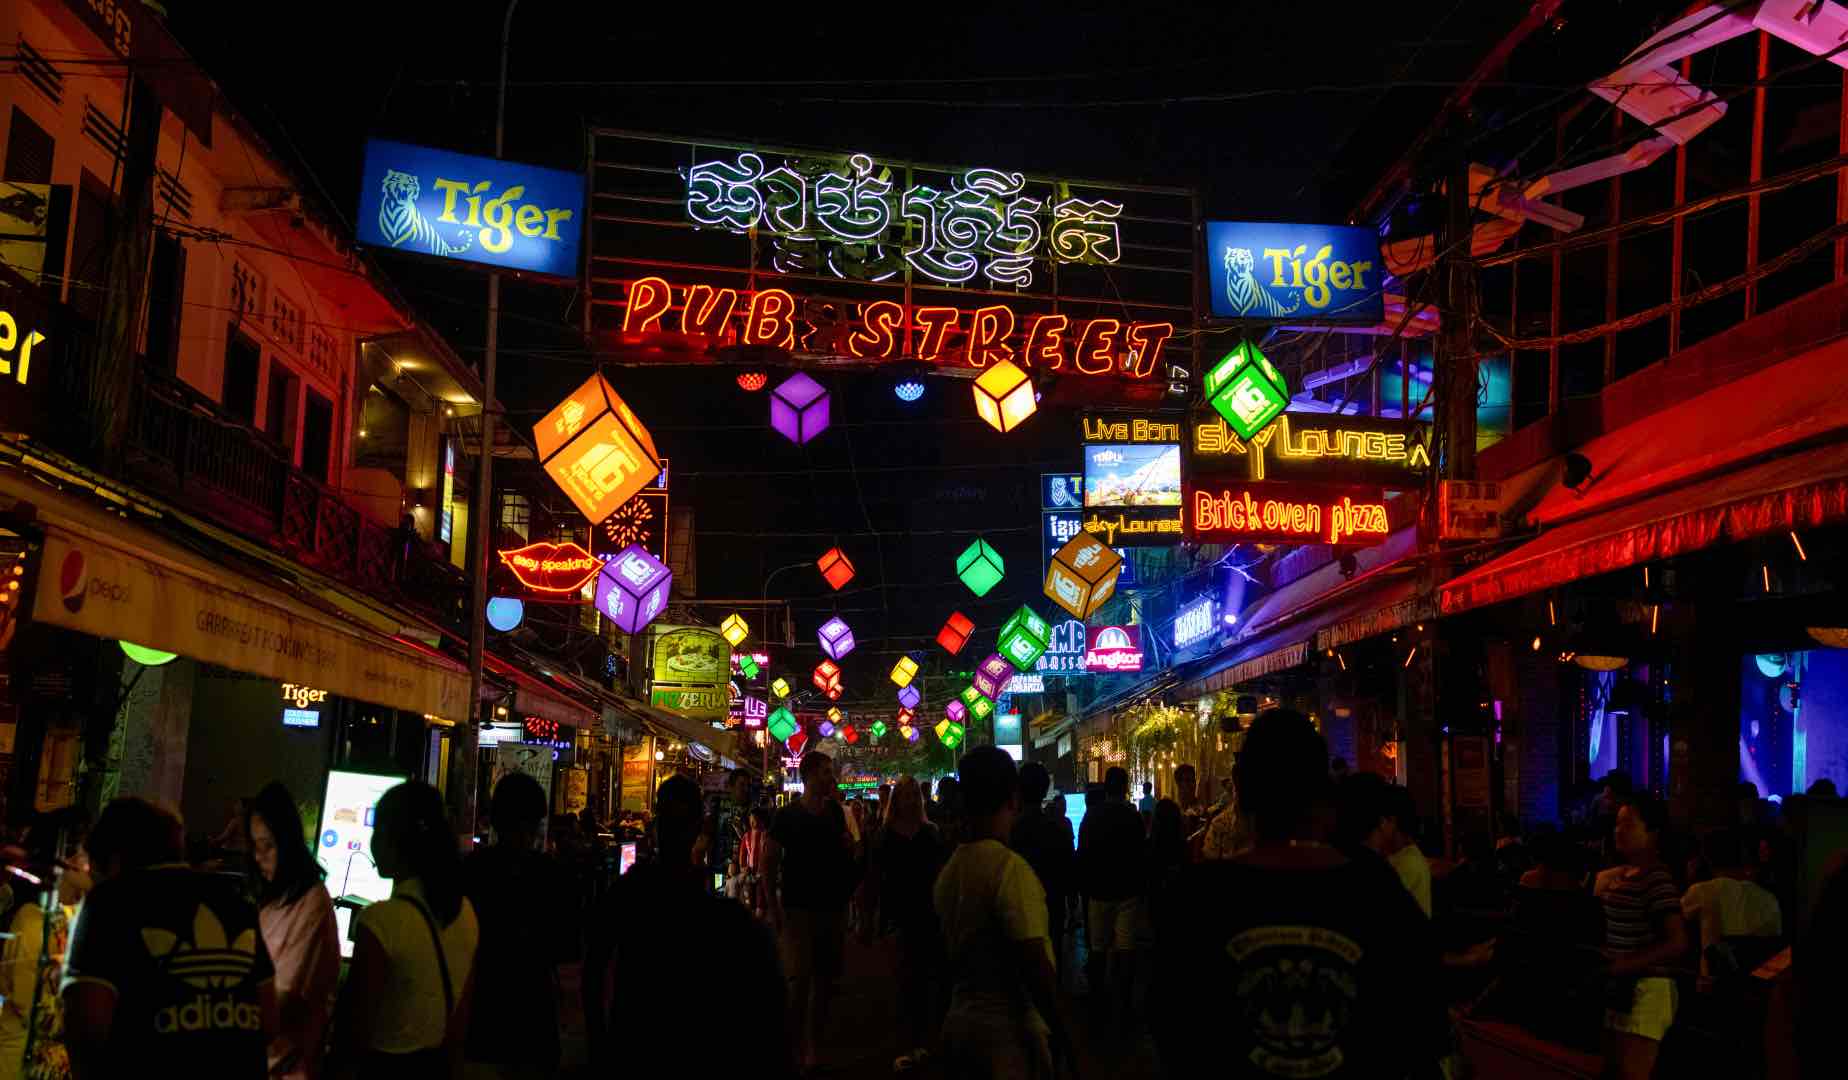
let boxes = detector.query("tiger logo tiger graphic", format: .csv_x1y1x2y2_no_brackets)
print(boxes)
377,170,473,257
1223,246,1301,317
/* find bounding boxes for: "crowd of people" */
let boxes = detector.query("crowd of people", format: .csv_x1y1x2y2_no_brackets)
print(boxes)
0,721,1839,1079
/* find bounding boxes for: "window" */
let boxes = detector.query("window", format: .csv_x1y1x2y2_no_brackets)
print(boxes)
500,492,530,543
266,360,299,450
144,231,186,374
4,107,54,184
301,390,333,483
222,328,260,423
67,171,115,319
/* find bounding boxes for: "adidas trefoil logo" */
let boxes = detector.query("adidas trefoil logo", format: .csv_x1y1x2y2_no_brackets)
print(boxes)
142,905,258,989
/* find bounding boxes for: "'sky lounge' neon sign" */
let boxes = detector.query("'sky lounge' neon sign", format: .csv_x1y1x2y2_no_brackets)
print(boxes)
1189,413,1430,487
685,151,1124,289
618,275,1173,378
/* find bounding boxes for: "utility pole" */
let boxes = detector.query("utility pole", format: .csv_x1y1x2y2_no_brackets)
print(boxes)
1437,155,1478,481
456,0,519,838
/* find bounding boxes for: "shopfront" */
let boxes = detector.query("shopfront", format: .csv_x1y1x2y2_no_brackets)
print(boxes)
0,461,470,834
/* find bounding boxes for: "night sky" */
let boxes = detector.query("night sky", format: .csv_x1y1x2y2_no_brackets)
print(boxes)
161,2,1666,697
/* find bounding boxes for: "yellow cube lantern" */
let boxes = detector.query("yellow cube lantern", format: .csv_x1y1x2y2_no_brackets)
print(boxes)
1045,530,1125,619
720,613,750,647
770,677,790,699
534,373,661,523
972,358,1037,432
827,706,843,724
890,655,919,688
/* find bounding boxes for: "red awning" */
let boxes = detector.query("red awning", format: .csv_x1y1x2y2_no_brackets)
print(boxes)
1443,336,1848,615
1441,440,1848,614
240,211,409,336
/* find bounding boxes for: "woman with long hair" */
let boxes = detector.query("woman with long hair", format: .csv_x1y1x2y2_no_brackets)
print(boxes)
246,783,340,1080
867,776,945,1072
0,809,89,1080
334,781,478,1079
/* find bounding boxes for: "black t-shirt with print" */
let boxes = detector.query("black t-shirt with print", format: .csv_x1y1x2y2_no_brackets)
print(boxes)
62,865,273,1077
1151,854,1446,1079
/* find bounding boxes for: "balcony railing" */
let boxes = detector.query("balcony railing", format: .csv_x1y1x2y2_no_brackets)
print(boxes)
124,368,465,629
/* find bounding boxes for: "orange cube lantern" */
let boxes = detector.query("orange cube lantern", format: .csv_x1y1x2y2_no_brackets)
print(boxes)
535,373,661,524
817,547,855,590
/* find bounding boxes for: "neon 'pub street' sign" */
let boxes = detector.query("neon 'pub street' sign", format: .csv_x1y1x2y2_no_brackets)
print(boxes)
618,275,1174,378
685,151,1125,289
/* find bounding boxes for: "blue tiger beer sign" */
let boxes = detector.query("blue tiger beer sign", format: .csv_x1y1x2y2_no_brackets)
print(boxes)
356,139,584,278
1206,222,1384,323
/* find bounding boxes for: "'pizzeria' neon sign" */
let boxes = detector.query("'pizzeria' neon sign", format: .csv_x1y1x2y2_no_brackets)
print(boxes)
619,276,1173,378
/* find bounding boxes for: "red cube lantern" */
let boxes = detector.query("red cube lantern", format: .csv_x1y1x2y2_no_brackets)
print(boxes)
825,685,843,700
896,707,915,727
841,723,860,744
812,659,842,695
817,547,855,591
937,611,975,655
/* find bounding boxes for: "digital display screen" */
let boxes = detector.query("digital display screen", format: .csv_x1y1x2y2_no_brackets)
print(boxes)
1084,444,1181,508
282,708,321,728
334,905,355,959
619,842,637,876
317,770,406,905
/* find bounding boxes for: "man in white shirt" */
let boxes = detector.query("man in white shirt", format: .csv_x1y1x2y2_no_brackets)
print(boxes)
934,746,1077,1078
1682,828,1781,977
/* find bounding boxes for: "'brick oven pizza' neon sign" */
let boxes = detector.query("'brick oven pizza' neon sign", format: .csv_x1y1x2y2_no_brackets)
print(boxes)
1186,480,1391,546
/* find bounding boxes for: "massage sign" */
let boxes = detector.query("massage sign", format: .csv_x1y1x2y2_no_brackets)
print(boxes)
584,135,1195,385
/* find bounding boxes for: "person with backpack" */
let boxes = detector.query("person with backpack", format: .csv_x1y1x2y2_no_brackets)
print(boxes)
333,782,477,1078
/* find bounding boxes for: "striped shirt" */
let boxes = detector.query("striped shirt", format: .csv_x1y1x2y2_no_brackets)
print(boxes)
1595,865,1680,952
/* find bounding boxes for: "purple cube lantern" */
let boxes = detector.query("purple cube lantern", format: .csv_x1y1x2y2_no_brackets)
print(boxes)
945,699,967,725
973,652,1012,700
594,543,672,634
817,615,856,660
770,372,830,444
897,684,921,710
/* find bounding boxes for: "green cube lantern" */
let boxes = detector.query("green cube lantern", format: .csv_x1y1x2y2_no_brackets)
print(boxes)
738,655,759,679
767,706,798,742
955,538,1005,597
998,605,1051,671
935,718,966,749
960,685,994,722
1205,341,1289,439
869,719,888,739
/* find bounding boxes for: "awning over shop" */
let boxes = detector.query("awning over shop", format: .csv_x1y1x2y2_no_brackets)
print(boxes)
1172,530,1427,699
633,701,738,762
1444,336,1848,615
1441,440,1848,614
6,468,470,718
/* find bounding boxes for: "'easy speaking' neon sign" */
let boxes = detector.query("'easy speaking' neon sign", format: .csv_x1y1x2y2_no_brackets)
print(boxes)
685,151,1123,290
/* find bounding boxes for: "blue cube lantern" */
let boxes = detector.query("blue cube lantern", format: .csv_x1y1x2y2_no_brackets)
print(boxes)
897,684,921,710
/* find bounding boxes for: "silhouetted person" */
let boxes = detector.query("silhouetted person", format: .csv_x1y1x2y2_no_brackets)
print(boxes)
245,784,338,1080
763,753,858,1071
1152,710,1446,1078
866,776,944,1070
64,798,275,1079
1595,795,1689,1080
584,775,792,1078
1009,762,1073,971
464,772,575,1076
1078,766,1145,1032
935,747,1076,1077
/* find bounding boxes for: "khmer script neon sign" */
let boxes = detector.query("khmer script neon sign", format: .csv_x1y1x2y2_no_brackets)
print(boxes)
684,151,1123,289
